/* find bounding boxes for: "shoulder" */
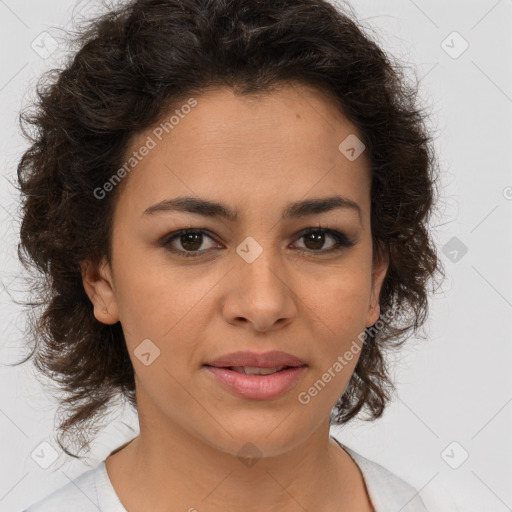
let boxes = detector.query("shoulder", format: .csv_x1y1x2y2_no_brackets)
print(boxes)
23,462,104,512
340,442,429,512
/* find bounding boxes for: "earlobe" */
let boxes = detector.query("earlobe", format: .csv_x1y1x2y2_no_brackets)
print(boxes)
80,257,120,325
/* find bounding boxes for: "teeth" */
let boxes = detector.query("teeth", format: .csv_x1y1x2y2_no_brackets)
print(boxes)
231,366,286,375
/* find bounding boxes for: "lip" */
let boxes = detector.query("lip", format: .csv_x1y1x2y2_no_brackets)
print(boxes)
203,350,307,400
204,350,306,368
205,366,307,400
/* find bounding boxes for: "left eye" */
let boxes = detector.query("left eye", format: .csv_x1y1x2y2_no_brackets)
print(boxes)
161,227,354,258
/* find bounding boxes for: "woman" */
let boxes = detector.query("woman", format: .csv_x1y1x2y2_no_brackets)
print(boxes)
16,0,442,510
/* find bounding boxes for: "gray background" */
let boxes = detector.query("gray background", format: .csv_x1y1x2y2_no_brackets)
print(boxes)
1,0,511,510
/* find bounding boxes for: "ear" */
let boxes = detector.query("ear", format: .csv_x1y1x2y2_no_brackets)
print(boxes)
80,257,120,325
365,244,389,327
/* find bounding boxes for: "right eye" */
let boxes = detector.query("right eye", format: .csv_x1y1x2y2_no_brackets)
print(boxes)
161,229,221,258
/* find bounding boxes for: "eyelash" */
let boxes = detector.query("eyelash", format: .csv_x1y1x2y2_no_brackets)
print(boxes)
160,226,355,258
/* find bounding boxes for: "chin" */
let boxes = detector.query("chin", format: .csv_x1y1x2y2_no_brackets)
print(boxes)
194,416,311,459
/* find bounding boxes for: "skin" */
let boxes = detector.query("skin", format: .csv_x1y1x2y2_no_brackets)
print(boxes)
81,83,388,512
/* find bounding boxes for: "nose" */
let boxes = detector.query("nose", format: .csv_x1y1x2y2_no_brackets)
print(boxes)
221,244,297,333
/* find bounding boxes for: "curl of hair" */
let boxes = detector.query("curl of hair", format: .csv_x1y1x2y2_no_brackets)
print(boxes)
13,0,444,457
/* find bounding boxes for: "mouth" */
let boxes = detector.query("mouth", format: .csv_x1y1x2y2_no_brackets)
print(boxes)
202,350,307,399
203,364,307,400
205,365,294,375
204,350,307,369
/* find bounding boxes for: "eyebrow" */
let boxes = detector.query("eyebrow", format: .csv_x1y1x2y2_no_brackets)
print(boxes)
142,195,361,222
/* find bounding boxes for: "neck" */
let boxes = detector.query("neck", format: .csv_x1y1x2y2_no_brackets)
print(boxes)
106,404,367,511
106,384,372,512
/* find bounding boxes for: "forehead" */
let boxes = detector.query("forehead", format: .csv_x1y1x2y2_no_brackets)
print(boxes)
150,84,362,153
115,84,371,221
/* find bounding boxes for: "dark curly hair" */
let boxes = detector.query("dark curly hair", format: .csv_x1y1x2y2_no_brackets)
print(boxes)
12,0,443,458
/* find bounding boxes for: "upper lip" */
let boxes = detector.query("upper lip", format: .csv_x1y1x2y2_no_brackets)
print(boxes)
204,351,307,368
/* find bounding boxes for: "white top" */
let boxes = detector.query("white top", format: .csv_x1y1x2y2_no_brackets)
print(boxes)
24,437,429,512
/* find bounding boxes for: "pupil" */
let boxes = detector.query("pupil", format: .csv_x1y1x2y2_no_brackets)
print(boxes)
305,232,324,250
182,232,202,251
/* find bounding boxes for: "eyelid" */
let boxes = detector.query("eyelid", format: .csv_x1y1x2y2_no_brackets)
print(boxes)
160,226,355,258
297,226,356,250
159,229,221,255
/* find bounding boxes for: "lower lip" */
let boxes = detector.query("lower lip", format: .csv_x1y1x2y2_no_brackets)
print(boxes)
204,365,306,400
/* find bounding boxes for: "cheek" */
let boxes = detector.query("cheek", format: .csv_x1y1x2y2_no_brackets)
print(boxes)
298,258,372,383
111,251,219,358
305,259,372,332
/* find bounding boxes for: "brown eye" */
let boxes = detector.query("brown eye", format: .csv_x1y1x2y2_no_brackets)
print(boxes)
160,226,355,259
293,228,355,253
162,229,219,257
177,232,204,251
302,230,329,250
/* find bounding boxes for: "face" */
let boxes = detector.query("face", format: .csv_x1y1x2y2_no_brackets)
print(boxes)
81,84,388,457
